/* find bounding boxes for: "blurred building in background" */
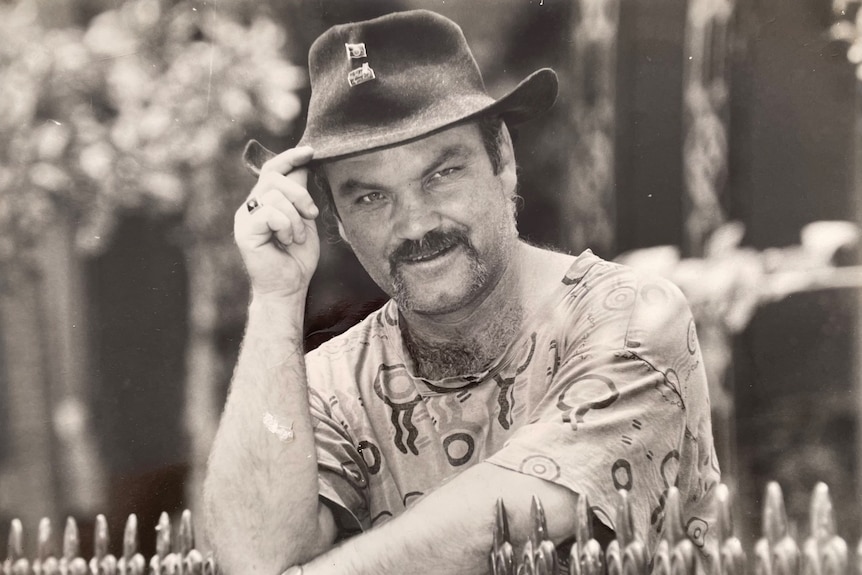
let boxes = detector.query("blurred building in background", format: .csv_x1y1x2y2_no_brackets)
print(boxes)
1,0,861,556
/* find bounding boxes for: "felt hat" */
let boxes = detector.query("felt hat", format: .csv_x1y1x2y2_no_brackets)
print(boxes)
243,9,558,172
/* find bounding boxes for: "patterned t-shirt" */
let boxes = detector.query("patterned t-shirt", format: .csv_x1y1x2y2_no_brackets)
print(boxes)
305,250,720,560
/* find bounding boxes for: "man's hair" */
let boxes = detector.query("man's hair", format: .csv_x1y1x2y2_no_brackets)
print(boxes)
309,115,508,222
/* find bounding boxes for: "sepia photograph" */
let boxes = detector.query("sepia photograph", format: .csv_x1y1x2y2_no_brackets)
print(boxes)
1,0,861,573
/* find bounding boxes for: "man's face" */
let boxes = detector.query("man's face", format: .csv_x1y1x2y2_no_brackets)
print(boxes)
323,122,519,316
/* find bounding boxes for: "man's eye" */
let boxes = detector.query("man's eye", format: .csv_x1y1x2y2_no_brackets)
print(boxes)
357,191,385,204
430,167,460,181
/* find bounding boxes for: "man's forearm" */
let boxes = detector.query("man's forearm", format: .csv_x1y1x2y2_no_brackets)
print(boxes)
204,296,334,575
302,462,580,575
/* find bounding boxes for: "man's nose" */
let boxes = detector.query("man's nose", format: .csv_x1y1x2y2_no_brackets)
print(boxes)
391,191,442,241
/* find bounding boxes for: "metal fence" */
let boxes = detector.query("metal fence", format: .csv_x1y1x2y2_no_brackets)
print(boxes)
3,510,214,575
491,482,847,575
1,481,852,575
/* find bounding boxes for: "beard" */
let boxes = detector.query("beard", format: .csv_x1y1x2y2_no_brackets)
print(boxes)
388,228,491,315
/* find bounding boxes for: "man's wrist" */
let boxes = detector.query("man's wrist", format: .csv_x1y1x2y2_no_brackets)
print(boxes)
248,293,306,333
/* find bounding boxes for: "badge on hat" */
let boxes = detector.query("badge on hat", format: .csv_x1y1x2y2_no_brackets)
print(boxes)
345,42,375,87
345,42,367,59
348,62,376,87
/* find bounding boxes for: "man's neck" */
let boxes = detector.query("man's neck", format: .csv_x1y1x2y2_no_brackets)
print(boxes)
398,242,528,380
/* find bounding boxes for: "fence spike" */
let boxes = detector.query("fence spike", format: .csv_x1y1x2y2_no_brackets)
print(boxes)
663,487,686,545
521,539,536,575
802,483,847,575
530,496,548,549
91,514,118,575
117,515,145,575
575,493,593,548
764,482,790,545
491,499,514,575
3,518,23,575
810,483,836,545
495,499,511,548
122,515,137,561
569,493,604,575
717,484,734,544
615,490,635,550
179,511,194,557
7,519,23,561
94,515,109,560
63,518,80,561
717,485,747,575
35,518,60,575
38,518,53,562
757,483,796,575
155,513,171,559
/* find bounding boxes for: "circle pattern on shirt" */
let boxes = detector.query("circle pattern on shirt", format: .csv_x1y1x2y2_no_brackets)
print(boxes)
640,282,669,306
557,373,619,430
603,285,637,310
686,517,708,547
519,455,561,481
611,458,633,491
357,440,381,475
687,318,698,355
443,432,475,467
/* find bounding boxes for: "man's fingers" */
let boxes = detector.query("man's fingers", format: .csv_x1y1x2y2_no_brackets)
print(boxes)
260,146,314,177
258,189,312,243
253,172,319,220
236,205,294,247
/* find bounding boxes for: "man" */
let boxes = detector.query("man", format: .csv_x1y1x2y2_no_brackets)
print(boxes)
204,10,719,575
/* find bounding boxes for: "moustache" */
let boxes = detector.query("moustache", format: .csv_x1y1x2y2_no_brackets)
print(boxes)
389,229,471,265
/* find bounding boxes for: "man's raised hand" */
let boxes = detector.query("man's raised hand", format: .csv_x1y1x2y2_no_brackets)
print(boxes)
234,146,320,301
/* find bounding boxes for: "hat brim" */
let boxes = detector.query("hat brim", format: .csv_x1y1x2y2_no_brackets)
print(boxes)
242,68,558,175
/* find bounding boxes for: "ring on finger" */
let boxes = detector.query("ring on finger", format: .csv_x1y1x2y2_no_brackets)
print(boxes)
246,198,262,213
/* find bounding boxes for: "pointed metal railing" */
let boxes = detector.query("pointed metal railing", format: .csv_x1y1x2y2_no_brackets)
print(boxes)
2,481,857,575
490,482,852,575
2,511,215,575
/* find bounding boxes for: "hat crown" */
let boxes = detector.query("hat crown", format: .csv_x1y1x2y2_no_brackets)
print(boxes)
302,10,489,154
289,9,558,161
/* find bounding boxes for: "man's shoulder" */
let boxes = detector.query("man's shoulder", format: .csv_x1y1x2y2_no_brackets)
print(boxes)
305,299,399,367
562,249,687,305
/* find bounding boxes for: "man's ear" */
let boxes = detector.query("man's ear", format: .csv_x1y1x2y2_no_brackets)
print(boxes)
499,125,517,196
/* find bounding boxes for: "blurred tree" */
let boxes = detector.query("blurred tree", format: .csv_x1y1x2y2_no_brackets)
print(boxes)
0,0,306,529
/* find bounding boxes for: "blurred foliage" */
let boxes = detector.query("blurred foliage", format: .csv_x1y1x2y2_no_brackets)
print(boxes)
0,0,305,289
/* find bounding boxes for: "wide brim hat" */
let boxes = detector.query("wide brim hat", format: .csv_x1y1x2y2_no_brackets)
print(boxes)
243,9,558,173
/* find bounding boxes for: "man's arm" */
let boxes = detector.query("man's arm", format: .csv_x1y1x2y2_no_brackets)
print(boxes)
302,462,580,575
203,146,337,575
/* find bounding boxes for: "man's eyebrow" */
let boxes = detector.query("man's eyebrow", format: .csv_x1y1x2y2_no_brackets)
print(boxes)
421,144,473,179
338,177,387,196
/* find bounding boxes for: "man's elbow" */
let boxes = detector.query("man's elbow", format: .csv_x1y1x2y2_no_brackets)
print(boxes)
202,478,337,574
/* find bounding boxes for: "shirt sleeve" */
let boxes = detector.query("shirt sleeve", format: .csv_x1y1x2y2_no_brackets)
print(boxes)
305,366,371,538
485,269,718,558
